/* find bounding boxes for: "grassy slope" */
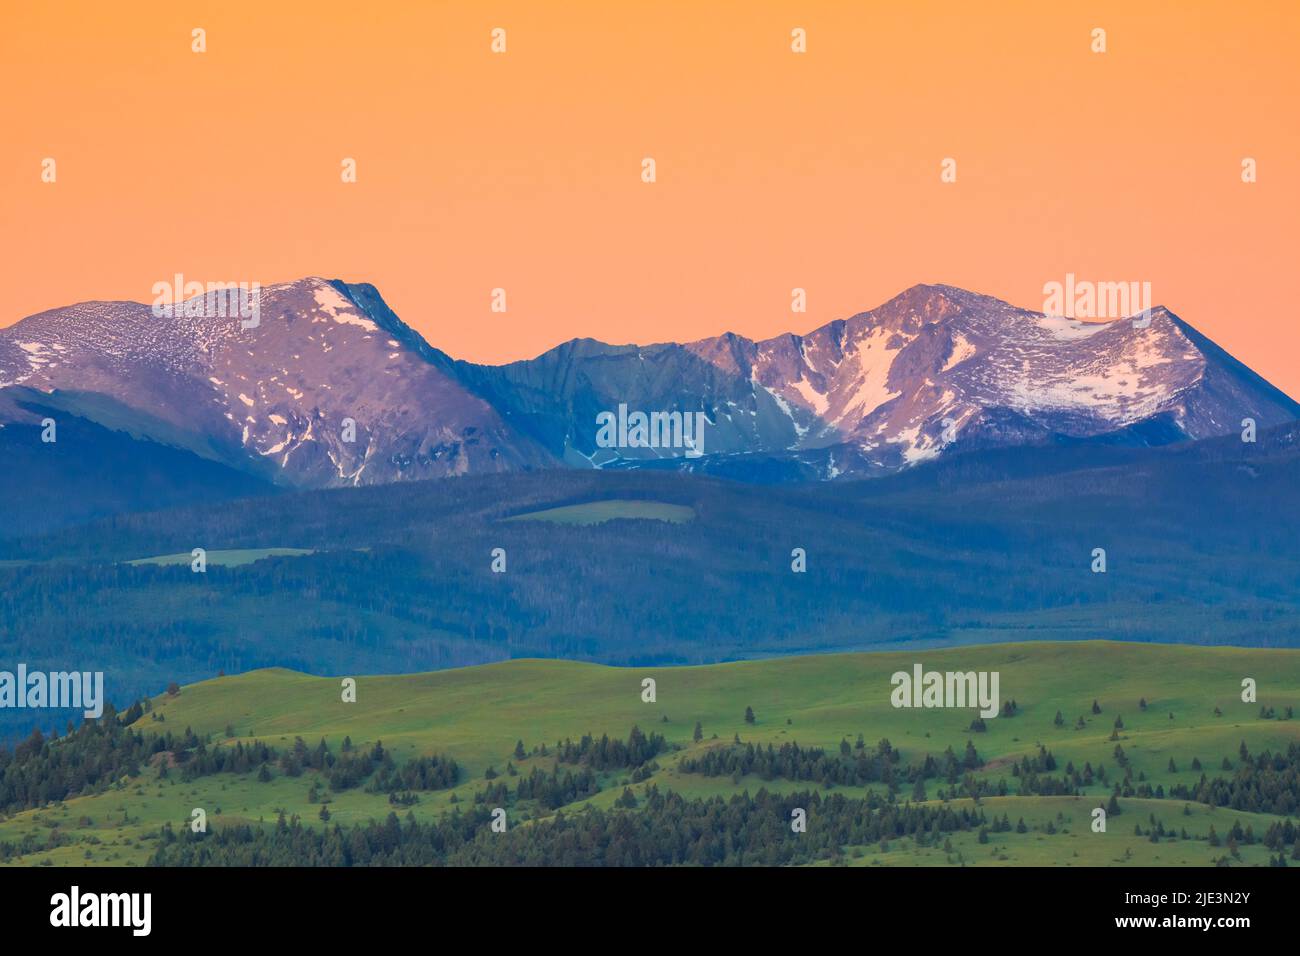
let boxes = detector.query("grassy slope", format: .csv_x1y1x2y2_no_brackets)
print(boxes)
3,641,1297,867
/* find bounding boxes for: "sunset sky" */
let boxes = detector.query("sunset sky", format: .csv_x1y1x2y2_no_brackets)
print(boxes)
2,1,1298,394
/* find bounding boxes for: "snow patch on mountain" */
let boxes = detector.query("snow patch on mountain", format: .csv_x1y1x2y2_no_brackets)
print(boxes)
942,334,976,371
1034,314,1108,340
313,285,378,331
791,377,829,415
835,326,904,423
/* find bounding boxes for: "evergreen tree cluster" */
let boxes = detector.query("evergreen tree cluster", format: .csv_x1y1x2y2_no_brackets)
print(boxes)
366,753,460,795
147,787,986,867
553,725,668,771
0,704,233,812
1164,743,1300,815
678,738,902,786
512,766,601,810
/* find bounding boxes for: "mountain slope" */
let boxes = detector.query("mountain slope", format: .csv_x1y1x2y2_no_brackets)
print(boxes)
0,278,553,487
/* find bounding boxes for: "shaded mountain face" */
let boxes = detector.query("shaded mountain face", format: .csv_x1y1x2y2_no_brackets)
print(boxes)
1,279,1296,487
0,394,276,537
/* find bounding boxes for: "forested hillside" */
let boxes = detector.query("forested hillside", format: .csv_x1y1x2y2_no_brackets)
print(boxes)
1,425,1297,741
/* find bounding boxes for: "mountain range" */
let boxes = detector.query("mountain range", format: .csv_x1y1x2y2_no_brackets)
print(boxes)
2,278,1296,492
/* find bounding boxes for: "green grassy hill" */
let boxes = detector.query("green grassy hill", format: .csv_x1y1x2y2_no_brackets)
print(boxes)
2,641,1297,866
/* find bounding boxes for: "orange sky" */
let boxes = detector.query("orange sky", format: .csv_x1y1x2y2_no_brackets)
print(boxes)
2,1,1298,395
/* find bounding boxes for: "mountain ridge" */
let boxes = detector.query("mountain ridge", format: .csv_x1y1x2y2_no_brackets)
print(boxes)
2,278,1296,487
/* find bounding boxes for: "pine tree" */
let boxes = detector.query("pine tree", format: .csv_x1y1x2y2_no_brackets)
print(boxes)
744,706,755,725
692,721,703,743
